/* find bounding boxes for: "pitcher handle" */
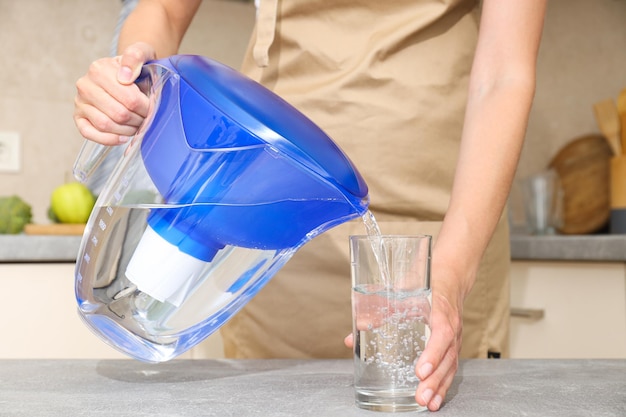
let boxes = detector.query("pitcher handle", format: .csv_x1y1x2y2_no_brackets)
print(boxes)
73,140,115,183
72,59,175,184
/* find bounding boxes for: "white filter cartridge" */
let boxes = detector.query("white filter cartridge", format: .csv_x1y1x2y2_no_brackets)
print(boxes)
125,225,208,307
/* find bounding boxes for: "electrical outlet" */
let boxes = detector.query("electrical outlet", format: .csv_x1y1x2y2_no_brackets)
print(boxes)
0,132,21,172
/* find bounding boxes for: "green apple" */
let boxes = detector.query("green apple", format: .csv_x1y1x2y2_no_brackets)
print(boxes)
50,182,95,224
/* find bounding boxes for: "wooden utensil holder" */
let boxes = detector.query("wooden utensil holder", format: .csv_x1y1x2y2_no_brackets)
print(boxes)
610,155,626,233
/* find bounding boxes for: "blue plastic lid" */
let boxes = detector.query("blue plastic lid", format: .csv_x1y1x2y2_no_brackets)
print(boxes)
163,55,368,200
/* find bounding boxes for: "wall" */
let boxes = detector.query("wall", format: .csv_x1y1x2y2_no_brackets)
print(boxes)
0,0,625,223
0,0,255,223
521,0,626,178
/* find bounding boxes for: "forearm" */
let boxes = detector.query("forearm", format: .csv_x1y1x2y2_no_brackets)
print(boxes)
117,0,202,57
435,78,535,296
433,0,546,297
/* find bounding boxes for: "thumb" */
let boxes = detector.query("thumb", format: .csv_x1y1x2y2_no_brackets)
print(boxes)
116,42,157,85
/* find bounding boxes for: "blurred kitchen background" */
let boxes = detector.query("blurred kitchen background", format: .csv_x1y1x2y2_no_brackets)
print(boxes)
1,0,625,360
0,0,626,222
0,0,256,223
0,0,625,223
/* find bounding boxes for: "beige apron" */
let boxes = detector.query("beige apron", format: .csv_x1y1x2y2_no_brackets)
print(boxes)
217,0,511,359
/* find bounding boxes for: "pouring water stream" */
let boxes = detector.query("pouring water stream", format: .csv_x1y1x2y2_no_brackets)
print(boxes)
361,210,391,287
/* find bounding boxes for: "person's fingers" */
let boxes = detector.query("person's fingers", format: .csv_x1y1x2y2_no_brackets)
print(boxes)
415,318,454,380
416,346,459,411
344,333,354,348
413,287,463,410
416,288,462,374
75,82,145,129
427,356,458,411
73,115,130,146
74,86,144,144
74,54,152,143
74,106,138,142
82,58,151,118
117,42,157,84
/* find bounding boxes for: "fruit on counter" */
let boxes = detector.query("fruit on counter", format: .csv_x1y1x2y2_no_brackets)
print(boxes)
0,195,33,234
50,182,96,224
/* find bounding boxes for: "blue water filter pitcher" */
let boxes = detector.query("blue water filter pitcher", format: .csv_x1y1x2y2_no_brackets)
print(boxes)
73,55,369,362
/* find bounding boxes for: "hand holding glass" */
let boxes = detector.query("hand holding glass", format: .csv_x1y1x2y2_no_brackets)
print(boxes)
350,235,432,412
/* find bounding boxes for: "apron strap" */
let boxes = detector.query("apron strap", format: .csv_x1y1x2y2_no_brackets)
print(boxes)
253,0,279,67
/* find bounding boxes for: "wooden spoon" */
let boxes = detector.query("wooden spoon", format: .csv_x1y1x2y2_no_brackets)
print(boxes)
593,98,622,156
617,88,626,154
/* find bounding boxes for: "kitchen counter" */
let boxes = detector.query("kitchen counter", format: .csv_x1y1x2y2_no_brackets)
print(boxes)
2,233,626,263
510,233,626,262
1,359,624,416
0,234,82,262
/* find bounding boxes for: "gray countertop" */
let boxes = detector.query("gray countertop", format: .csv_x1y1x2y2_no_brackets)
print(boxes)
2,233,626,263
0,234,82,262
509,233,626,262
1,359,624,416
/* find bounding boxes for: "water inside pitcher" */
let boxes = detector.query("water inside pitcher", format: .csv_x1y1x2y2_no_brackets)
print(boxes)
73,56,369,362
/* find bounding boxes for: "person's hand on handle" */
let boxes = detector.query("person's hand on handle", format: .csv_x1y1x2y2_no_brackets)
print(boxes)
73,42,156,145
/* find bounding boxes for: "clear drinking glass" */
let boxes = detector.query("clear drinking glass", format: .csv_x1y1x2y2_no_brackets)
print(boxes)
521,169,563,235
350,235,432,412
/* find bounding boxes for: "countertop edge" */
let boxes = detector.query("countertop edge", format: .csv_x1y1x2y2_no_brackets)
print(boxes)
509,234,626,262
0,235,81,262
2,234,626,263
